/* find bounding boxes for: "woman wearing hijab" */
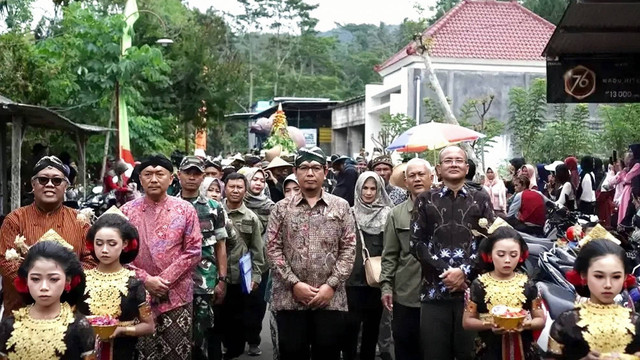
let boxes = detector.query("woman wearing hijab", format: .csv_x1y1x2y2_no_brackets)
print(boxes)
243,167,275,231
344,172,392,360
241,167,275,356
520,164,538,190
483,167,507,216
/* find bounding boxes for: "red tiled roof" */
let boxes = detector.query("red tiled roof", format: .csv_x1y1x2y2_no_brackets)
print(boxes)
375,0,556,72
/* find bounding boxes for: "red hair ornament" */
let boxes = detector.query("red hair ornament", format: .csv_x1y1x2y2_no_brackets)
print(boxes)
123,238,138,252
13,277,28,294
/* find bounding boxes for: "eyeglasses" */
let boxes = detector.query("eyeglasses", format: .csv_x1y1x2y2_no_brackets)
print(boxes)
298,165,324,173
441,159,466,166
34,177,66,186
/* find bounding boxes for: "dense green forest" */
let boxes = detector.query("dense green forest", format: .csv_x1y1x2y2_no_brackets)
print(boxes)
0,0,572,169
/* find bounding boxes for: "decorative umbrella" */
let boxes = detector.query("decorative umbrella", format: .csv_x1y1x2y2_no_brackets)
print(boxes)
387,122,486,153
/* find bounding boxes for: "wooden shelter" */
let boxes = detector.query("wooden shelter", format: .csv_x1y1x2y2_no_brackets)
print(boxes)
0,95,112,214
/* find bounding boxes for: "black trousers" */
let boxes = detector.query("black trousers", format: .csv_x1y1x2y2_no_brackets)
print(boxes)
276,309,346,360
245,271,269,346
579,201,596,215
218,284,246,359
393,302,421,360
420,299,475,360
343,286,383,360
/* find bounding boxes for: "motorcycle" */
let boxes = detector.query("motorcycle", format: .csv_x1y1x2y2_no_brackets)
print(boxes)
79,186,110,217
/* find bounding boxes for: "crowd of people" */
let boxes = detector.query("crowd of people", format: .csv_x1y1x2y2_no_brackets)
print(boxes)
0,143,640,360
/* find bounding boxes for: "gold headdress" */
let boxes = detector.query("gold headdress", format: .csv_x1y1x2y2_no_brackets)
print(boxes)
100,205,128,220
579,224,621,247
473,217,512,238
38,229,74,251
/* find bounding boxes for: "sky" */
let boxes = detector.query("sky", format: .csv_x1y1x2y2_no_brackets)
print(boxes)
191,0,434,32
26,0,434,33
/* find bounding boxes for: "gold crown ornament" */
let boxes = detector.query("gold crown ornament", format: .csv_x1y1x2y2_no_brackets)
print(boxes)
100,206,128,220
579,224,621,247
38,229,74,251
473,217,513,238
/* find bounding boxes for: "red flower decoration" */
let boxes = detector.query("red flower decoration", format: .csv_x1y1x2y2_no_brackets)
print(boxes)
124,238,138,252
13,277,28,294
625,274,637,289
85,240,94,252
565,269,585,286
481,253,492,263
70,274,82,290
519,250,529,263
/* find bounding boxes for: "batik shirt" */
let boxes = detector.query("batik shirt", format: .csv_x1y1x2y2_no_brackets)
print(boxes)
387,183,408,206
180,194,228,295
410,184,494,302
121,195,202,315
267,191,356,311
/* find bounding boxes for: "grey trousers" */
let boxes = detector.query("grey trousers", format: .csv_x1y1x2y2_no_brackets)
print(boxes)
420,300,475,360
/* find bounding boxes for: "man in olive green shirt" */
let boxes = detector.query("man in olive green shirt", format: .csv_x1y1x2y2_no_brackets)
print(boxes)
380,158,433,360
220,172,265,359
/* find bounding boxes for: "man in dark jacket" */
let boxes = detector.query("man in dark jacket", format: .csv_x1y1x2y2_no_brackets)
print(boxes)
331,155,359,206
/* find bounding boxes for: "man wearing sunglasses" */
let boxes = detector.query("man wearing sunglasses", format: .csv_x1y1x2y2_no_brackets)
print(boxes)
0,155,96,315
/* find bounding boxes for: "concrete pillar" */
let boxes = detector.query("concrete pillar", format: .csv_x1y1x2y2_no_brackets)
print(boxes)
11,116,24,210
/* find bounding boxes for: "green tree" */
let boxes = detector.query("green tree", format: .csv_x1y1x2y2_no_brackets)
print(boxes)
599,104,640,156
532,104,592,162
521,0,568,25
508,78,547,160
458,95,504,169
372,113,415,154
428,0,461,24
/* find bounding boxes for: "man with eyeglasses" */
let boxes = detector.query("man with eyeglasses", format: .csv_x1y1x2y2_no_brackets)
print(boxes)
0,156,96,315
380,158,433,360
410,146,494,360
267,147,356,360
121,154,202,360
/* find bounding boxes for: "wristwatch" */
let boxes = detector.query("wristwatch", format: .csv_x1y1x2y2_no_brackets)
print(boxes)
218,275,230,284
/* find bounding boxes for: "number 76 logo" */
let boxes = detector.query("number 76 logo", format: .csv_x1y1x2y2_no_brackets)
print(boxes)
564,65,596,100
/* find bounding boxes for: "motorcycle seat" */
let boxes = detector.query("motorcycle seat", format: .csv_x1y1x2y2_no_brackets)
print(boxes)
537,282,575,319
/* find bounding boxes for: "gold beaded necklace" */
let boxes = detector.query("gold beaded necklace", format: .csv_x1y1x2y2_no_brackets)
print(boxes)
6,302,75,360
84,267,133,317
577,301,635,354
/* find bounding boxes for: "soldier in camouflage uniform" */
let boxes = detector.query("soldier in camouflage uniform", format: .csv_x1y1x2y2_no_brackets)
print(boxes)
177,156,229,360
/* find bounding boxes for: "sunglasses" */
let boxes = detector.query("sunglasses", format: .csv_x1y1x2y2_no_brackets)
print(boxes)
34,177,66,186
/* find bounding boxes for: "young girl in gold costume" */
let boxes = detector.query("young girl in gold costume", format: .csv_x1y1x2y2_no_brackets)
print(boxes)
78,212,154,360
463,225,546,360
0,240,96,360
547,239,640,359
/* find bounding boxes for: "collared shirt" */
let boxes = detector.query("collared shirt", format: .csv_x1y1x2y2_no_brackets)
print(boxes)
380,198,422,308
266,191,356,311
0,204,96,314
223,200,265,284
121,196,202,315
179,193,228,295
387,183,408,206
410,184,494,302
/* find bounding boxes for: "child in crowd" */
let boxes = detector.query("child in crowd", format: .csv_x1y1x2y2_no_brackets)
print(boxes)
78,211,154,360
463,225,545,360
547,239,640,359
0,239,95,359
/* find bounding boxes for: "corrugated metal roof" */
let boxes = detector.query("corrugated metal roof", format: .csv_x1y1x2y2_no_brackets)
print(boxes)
544,0,640,57
0,95,113,134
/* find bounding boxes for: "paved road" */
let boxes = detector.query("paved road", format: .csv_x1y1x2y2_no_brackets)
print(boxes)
237,313,274,360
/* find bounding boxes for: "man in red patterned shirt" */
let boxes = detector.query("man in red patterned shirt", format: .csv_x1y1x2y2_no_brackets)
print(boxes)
121,154,202,360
